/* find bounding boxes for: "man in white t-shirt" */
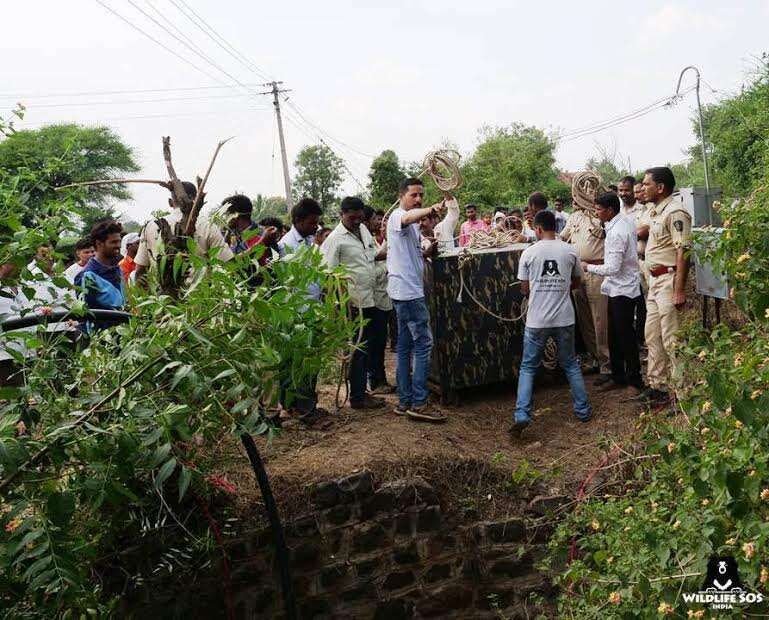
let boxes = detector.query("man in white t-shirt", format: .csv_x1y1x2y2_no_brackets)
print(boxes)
512,210,592,436
387,177,446,423
133,181,234,283
63,238,95,285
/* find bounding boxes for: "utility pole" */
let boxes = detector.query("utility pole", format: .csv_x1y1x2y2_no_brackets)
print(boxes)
260,81,293,211
675,66,711,201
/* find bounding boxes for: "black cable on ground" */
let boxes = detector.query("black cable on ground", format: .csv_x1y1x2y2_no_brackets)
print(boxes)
239,433,297,620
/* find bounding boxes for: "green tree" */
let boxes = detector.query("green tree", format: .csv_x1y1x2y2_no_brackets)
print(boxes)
690,57,769,198
252,194,288,222
293,144,344,211
0,123,139,236
461,123,568,209
368,149,404,209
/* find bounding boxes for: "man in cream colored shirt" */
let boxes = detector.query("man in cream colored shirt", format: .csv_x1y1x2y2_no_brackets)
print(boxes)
321,197,385,410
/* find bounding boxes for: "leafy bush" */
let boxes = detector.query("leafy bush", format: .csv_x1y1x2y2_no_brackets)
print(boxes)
548,183,769,617
0,115,355,616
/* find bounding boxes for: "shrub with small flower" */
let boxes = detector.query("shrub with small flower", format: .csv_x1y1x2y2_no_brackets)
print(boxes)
547,178,769,617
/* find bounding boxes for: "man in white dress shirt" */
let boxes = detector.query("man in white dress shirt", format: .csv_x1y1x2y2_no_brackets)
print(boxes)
582,192,644,393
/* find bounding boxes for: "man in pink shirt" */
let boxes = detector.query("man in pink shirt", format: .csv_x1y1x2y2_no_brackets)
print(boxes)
459,204,488,246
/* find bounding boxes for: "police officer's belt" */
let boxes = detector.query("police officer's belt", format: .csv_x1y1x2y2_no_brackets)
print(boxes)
649,265,676,277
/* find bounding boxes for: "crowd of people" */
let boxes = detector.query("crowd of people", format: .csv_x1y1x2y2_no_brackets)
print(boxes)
1,165,692,436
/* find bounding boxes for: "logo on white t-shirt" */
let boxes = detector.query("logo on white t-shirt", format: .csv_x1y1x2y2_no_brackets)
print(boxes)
541,260,561,277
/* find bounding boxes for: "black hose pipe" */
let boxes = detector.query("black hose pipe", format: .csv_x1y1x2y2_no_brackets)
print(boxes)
0,309,132,332
239,433,297,620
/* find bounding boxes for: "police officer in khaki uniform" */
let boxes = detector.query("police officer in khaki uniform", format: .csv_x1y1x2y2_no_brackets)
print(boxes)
560,205,610,379
636,167,691,404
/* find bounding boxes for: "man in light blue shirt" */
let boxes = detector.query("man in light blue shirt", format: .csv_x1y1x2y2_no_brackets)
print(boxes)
386,177,446,423
277,198,325,423
278,198,323,300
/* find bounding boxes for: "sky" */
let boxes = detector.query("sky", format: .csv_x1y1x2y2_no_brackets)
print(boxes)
3,0,768,222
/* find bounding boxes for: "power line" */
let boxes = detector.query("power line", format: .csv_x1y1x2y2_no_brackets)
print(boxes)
122,0,258,96
0,83,262,100
21,108,260,127
167,0,273,82
93,0,227,86
142,0,217,63
284,99,376,159
28,93,263,108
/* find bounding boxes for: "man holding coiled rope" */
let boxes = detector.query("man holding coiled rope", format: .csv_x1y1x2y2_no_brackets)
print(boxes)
386,177,447,423
560,172,611,381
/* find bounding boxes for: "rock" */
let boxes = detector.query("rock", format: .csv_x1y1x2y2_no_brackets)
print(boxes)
486,518,526,543
379,477,438,509
374,599,414,619
416,584,473,617
416,506,442,532
382,570,416,591
352,522,388,554
310,480,340,509
337,470,374,502
424,562,452,583
526,494,570,516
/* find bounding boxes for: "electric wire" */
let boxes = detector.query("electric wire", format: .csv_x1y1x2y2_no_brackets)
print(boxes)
123,0,259,97
167,0,273,82
0,84,261,100
142,0,217,63
93,0,228,86
27,94,262,108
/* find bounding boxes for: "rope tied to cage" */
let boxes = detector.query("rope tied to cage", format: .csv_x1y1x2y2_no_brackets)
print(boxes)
455,248,527,323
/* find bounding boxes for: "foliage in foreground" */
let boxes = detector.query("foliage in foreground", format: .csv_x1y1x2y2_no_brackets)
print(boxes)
0,112,355,616
549,182,769,618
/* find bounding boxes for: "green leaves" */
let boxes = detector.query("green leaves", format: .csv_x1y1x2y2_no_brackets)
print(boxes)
47,493,76,528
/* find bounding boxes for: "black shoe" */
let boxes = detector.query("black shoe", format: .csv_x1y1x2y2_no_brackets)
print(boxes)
582,364,600,375
509,419,530,438
628,387,654,402
598,380,626,392
647,389,670,405
593,374,613,387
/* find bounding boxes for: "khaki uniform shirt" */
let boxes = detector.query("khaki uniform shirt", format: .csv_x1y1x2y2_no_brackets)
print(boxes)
624,201,650,257
373,239,392,312
320,222,377,309
134,209,234,268
645,196,692,268
560,209,605,261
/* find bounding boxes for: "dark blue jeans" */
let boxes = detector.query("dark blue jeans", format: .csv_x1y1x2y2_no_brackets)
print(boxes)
393,297,433,408
514,325,591,423
366,307,389,389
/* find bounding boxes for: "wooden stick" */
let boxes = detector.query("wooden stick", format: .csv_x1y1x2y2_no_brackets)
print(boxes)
162,136,192,216
55,179,171,191
183,137,234,237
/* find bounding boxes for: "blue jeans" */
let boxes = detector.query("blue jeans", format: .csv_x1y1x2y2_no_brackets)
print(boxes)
393,298,433,408
514,325,592,423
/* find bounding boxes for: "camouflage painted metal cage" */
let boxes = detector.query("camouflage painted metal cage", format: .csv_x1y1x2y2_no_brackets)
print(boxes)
425,244,527,404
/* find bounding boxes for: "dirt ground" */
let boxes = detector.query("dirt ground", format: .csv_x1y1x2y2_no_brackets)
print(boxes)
223,350,645,517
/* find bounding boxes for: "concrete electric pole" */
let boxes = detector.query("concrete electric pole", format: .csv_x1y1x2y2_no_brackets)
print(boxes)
260,81,293,211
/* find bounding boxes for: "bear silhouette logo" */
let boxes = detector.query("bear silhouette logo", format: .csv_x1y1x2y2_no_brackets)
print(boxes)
541,260,560,277
701,556,742,592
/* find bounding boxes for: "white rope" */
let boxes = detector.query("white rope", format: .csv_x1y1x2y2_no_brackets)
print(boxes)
455,248,527,323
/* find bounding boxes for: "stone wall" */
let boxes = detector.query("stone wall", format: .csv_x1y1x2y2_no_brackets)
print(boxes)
222,471,564,619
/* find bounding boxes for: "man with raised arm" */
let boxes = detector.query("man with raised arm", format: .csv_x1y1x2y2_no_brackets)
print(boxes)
386,177,446,423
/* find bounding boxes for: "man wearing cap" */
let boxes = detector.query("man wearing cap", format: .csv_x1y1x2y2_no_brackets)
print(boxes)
635,167,691,405
119,232,140,283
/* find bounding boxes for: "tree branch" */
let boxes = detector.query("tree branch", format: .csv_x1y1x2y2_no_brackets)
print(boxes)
56,179,171,191
183,137,234,237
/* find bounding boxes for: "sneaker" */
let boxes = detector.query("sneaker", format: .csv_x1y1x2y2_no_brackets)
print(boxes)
350,395,387,410
406,403,447,423
593,374,613,387
509,419,530,437
394,404,410,416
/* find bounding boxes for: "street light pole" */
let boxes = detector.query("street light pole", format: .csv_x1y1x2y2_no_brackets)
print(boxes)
675,66,711,198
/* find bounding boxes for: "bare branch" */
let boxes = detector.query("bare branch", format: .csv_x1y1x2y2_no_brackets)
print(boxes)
162,136,192,216
55,179,171,191
183,137,234,237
